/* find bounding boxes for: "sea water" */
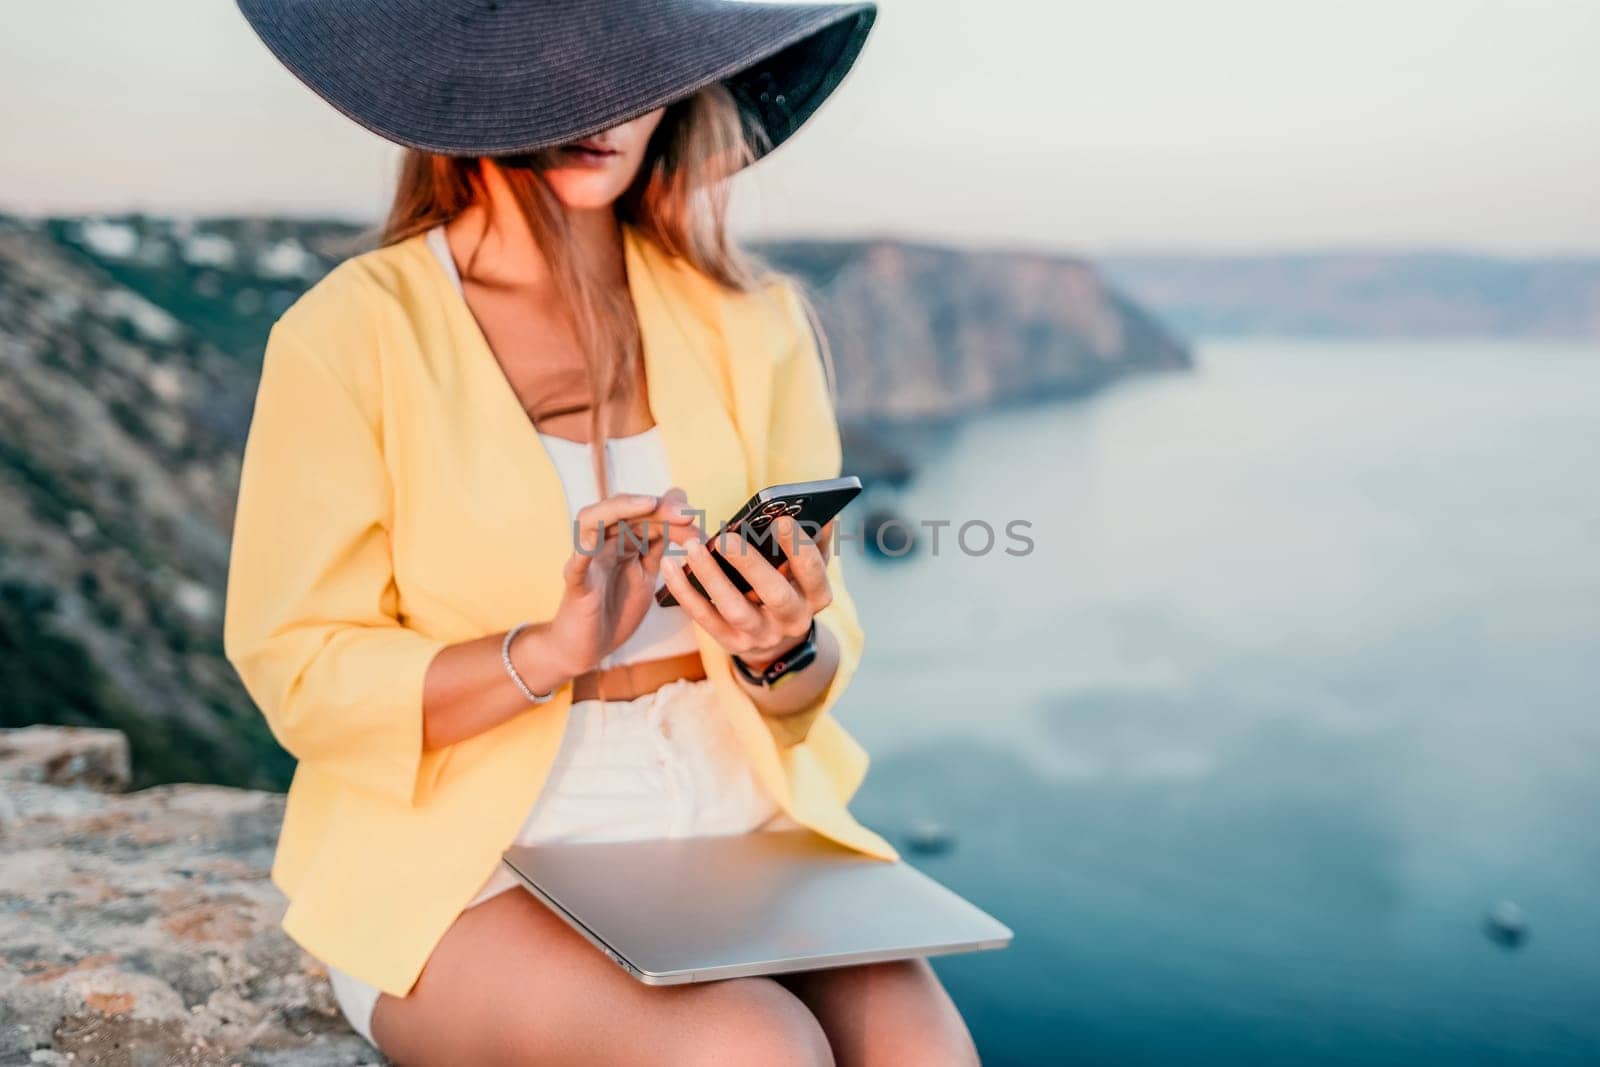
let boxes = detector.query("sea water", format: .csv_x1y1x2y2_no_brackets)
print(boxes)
842,339,1600,1065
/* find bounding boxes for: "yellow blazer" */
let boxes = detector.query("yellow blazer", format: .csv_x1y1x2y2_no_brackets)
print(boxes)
222,222,898,998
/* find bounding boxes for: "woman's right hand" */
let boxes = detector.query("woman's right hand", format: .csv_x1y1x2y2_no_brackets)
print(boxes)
543,488,696,677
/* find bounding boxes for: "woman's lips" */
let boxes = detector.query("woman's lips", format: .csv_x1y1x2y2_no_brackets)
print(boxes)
559,139,619,166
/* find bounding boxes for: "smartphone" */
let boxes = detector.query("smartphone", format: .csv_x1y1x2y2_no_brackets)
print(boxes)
655,476,862,607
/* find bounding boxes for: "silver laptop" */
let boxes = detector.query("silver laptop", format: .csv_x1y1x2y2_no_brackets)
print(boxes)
501,829,1012,985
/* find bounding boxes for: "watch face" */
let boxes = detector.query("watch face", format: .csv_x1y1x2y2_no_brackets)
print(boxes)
765,633,818,686
736,623,818,687
769,644,817,678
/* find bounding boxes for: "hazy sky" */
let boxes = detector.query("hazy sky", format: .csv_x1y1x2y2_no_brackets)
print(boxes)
3,0,1596,253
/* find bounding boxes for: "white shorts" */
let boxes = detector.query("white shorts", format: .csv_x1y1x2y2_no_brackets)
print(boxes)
321,677,784,1049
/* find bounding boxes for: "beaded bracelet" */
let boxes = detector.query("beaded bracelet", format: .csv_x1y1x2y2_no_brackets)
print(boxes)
501,621,557,705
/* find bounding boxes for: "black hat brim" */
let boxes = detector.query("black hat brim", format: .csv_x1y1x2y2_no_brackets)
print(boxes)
235,0,876,161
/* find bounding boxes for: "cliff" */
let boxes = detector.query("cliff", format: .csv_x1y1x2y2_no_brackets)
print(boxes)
757,237,1190,422
758,237,1190,479
0,726,371,1066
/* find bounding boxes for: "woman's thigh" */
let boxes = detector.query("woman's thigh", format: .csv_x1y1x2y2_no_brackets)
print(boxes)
777,959,979,1067
370,888,833,1067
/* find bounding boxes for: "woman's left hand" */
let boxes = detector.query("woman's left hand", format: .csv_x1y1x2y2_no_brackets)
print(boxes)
660,516,832,669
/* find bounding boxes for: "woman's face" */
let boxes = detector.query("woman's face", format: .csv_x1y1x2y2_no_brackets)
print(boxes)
537,107,666,210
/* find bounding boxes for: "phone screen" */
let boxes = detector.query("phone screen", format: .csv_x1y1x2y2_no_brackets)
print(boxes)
655,477,861,607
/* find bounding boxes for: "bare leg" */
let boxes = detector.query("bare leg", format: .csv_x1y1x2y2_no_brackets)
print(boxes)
371,889,834,1066
778,960,979,1067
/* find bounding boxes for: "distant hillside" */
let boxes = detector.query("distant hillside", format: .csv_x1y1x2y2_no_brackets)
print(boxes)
1102,252,1600,339
0,217,340,789
0,213,1186,787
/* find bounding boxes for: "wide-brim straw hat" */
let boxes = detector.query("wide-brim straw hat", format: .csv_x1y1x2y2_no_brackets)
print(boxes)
235,0,877,164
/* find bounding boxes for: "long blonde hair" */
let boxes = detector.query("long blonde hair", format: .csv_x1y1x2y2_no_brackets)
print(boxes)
379,84,833,494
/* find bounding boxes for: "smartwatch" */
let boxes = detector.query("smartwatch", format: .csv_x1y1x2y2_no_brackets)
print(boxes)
732,620,818,688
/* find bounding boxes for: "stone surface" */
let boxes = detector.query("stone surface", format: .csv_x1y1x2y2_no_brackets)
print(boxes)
0,727,130,793
0,728,376,1066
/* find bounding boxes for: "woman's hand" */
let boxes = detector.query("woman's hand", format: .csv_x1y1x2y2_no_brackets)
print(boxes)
426,489,695,749
544,488,696,676
660,515,835,670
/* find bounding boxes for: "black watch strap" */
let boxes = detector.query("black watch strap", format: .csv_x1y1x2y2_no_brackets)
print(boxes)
732,620,818,688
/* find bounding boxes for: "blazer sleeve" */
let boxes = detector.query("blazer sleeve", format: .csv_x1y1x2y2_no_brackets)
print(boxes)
223,318,453,807
757,280,867,748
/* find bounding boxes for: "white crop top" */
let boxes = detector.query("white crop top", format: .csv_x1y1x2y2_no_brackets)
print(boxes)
424,226,699,668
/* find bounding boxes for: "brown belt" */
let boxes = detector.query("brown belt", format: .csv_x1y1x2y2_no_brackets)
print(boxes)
571,651,707,703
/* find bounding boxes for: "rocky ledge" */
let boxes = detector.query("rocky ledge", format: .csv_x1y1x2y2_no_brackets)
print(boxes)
0,727,372,1066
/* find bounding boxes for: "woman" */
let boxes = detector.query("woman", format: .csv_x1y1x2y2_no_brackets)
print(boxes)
222,0,978,1062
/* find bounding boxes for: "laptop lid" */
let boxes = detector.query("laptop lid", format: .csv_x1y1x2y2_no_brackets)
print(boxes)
501,829,1012,985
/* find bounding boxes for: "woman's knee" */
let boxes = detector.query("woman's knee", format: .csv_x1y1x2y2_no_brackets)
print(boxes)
676,978,834,1067
868,961,978,1065
886,1018,980,1067
785,960,978,1067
